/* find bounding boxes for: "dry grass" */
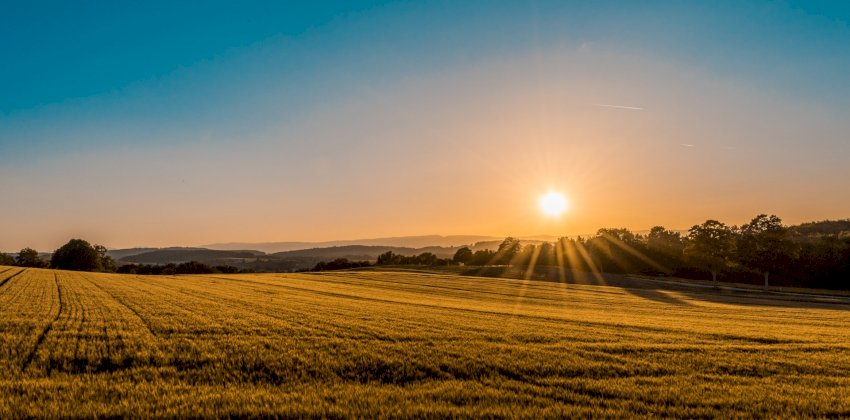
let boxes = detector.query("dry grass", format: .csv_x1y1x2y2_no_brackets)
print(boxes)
0,265,848,417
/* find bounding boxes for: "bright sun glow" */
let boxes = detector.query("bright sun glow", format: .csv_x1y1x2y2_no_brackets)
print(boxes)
539,191,569,217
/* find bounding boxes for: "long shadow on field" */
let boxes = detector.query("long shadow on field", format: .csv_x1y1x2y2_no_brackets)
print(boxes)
457,266,850,311
622,287,691,306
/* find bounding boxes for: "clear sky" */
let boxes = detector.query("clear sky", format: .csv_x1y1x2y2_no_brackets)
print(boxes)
2,1,850,250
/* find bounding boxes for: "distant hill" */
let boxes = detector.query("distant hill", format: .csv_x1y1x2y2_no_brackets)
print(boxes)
791,220,850,237
106,248,158,260
202,235,501,253
115,240,565,270
272,245,459,260
114,244,506,272
120,248,265,265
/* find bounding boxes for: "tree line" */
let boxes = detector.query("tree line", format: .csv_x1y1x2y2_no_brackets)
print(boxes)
0,239,248,275
307,215,850,290
0,239,116,272
116,261,252,275
3,215,849,289
444,215,848,290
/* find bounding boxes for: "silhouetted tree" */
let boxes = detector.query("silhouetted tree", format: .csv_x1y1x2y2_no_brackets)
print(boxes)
586,228,647,273
597,228,638,244
175,261,217,274
452,247,473,265
16,247,47,268
537,242,555,266
51,239,101,271
516,244,536,267
496,237,522,265
737,214,797,289
214,265,240,274
555,237,590,271
0,253,15,266
94,245,117,272
469,249,495,266
645,226,685,274
116,264,138,274
376,251,398,265
685,220,736,286
416,252,438,265
312,258,371,271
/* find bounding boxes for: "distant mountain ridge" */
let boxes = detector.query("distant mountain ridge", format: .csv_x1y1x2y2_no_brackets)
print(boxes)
105,248,158,260
111,243,504,272
119,248,264,264
201,235,502,253
272,245,461,260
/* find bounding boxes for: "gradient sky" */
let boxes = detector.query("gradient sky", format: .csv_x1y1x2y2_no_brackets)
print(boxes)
2,1,850,251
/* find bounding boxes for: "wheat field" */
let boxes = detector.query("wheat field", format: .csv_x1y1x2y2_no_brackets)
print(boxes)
0,265,848,417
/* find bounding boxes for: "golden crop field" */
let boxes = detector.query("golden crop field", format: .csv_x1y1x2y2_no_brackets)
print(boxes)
0,265,849,417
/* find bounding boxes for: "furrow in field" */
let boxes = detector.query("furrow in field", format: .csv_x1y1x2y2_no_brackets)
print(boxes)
92,275,227,333
0,268,26,290
202,274,749,340
179,274,691,345
139,275,333,335
205,274,850,341
3,269,850,417
0,270,57,377
14,272,167,375
279,272,850,341
109,275,306,333
0,270,32,308
82,275,158,338
171,275,513,338
21,273,64,372
121,274,491,348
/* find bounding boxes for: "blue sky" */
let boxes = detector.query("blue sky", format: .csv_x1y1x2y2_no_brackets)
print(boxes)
3,1,848,114
1,1,850,249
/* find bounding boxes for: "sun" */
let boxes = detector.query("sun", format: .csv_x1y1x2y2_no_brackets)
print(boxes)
539,191,569,217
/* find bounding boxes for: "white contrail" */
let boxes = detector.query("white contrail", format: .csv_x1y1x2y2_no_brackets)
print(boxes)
594,104,644,110
680,143,695,147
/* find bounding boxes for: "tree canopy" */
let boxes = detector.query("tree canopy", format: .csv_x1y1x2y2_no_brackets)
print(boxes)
452,247,473,265
0,253,15,266
16,248,47,268
684,220,736,284
737,214,797,288
51,239,103,271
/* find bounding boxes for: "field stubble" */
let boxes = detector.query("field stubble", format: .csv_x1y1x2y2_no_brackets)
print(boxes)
0,265,848,417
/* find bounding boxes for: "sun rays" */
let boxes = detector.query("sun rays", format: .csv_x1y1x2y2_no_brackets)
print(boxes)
501,232,674,320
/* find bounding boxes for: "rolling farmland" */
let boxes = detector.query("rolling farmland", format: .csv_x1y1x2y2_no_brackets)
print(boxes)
0,265,849,417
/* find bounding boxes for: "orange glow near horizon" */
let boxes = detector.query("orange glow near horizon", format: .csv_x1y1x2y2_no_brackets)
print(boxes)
2,43,850,252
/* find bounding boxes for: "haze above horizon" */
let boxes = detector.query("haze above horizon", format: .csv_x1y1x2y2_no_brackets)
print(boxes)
2,1,850,250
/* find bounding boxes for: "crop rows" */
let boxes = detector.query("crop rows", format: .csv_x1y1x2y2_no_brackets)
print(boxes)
0,265,848,416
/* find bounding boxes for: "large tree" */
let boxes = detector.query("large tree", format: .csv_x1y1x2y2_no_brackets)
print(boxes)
588,228,648,274
452,247,473,265
685,220,736,286
645,226,686,273
737,214,797,289
469,249,495,266
16,247,47,268
94,245,117,272
51,239,102,271
536,242,555,267
496,237,522,265
0,253,15,266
